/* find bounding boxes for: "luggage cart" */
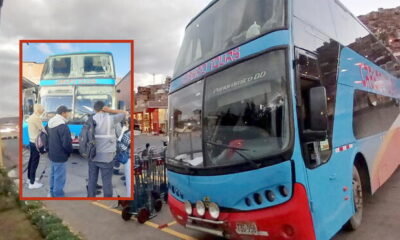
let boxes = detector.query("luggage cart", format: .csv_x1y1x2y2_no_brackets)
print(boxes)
121,147,166,223
149,144,168,202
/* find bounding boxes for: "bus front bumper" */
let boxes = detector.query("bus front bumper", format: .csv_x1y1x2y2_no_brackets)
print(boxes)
168,183,316,240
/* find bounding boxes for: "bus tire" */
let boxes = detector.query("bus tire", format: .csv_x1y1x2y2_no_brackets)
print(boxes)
344,166,363,231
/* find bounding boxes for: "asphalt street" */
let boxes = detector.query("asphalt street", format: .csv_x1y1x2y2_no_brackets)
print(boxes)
21,145,130,198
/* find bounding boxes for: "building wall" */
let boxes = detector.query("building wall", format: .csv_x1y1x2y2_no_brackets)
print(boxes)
22,62,44,84
116,72,132,111
134,76,170,134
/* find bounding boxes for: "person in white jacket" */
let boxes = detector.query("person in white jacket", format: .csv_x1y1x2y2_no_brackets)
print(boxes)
26,104,45,189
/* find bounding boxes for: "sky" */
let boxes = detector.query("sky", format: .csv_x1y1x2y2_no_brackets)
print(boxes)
341,0,399,15
0,0,399,117
23,42,131,78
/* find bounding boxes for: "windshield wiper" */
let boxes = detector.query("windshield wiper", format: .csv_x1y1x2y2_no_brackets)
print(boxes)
205,141,261,168
166,157,194,173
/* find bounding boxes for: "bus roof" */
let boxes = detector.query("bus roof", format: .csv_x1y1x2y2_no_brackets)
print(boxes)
185,0,218,30
49,51,113,57
186,0,369,32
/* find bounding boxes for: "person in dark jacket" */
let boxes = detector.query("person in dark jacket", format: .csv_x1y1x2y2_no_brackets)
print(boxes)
47,105,73,197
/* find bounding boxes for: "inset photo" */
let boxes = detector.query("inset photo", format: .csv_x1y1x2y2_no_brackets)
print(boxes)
20,40,134,200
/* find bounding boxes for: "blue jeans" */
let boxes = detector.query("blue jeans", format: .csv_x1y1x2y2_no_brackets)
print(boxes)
124,158,131,198
49,161,66,197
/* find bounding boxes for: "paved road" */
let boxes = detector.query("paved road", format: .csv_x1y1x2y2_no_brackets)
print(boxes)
21,144,129,198
5,135,400,239
333,166,400,240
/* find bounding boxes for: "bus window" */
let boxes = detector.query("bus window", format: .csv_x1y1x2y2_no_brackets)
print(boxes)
40,86,74,120
293,0,336,39
296,44,340,168
74,85,114,121
52,57,71,77
353,90,400,139
42,53,115,80
84,56,107,74
202,50,290,168
329,0,400,78
174,0,286,78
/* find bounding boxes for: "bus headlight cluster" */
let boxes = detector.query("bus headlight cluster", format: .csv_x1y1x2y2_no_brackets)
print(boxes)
184,201,220,219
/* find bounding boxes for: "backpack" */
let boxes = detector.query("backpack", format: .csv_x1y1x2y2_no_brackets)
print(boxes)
116,129,130,164
116,150,129,164
79,115,96,159
35,129,48,154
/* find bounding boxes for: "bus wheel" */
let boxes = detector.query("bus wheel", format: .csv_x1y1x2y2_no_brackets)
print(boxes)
344,166,363,230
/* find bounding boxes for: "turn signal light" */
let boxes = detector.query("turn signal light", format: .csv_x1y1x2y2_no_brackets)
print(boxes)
265,190,276,202
279,186,289,197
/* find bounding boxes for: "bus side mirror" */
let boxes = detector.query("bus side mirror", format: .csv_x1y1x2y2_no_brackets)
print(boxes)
303,86,328,142
309,86,328,131
118,100,126,110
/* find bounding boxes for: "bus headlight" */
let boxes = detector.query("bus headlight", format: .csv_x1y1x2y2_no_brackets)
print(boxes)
184,201,192,215
195,201,205,216
208,202,220,219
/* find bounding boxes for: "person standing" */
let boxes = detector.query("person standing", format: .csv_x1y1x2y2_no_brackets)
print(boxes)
47,105,73,197
141,143,151,159
26,104,45,189
87,101,126,197
117,118,131,197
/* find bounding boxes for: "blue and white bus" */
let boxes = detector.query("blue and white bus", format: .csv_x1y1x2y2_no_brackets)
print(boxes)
23,52,118,149
166,0,400,239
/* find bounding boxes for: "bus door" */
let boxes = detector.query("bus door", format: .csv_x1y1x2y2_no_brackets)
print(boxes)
295,48,353,239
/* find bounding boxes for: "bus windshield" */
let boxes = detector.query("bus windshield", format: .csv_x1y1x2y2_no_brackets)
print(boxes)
168,50,290,170
74,85,114,120
42,53,115,80
39,85,114,122
173,0,286,78
40,86,74,120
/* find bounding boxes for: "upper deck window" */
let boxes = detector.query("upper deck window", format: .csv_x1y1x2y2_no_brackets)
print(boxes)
42,53,115,80
173,0,286,78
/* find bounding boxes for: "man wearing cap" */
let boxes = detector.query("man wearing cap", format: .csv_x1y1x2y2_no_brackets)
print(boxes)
47,105,73,197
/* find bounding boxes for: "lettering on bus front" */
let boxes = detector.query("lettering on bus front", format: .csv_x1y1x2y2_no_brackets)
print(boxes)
56,79,97,85
182,47,241,84
212,70,267,96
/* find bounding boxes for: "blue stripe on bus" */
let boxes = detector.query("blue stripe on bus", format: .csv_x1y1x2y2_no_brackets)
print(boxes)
22,121,83,146
40,78,115,86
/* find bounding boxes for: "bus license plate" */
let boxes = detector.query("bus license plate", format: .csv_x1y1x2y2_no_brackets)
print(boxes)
236,222,258,235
